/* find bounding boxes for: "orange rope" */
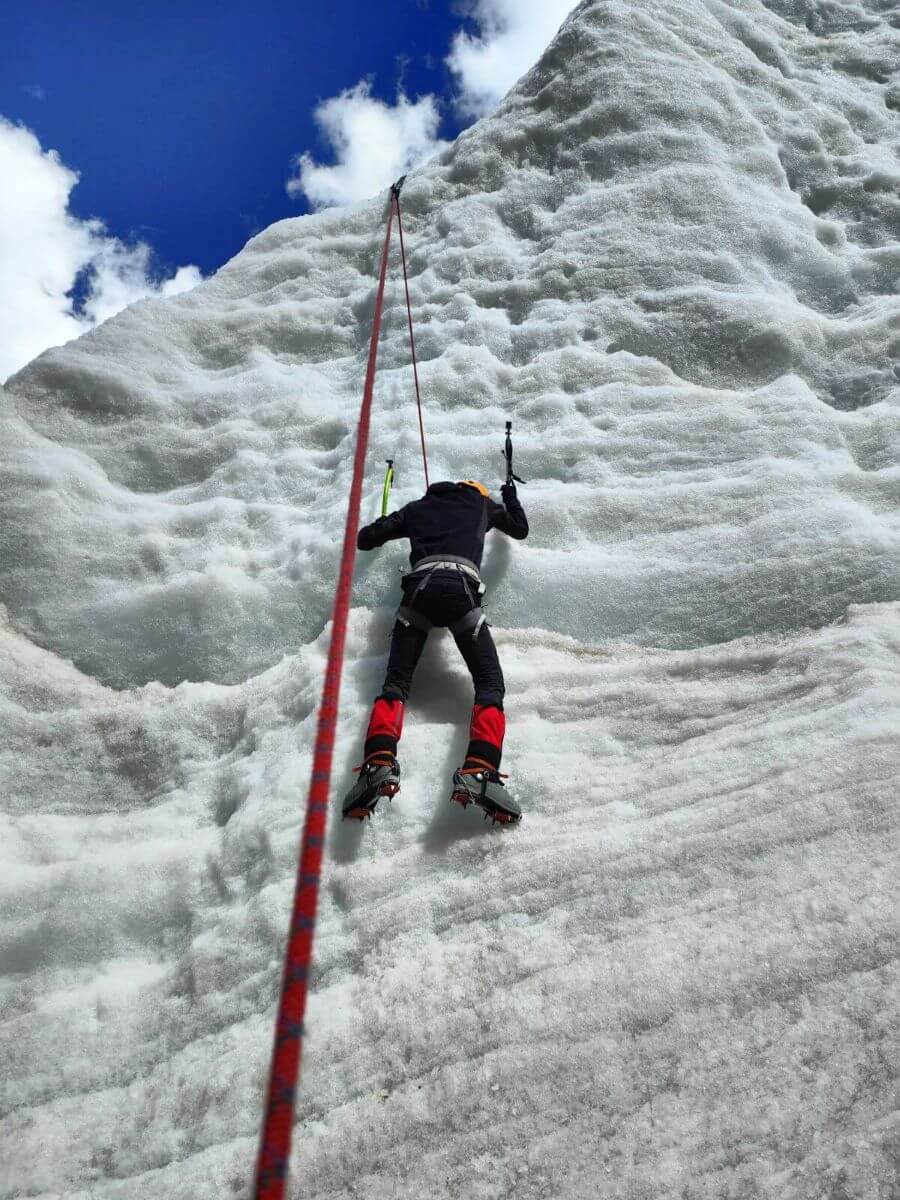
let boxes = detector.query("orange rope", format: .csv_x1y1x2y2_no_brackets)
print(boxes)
394,188,430,489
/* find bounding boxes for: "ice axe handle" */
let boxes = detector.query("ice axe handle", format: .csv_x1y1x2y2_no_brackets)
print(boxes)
504,421,526,486
381,459,395,517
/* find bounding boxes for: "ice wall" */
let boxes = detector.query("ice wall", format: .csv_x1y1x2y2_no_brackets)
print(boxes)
1,0,898,687
2,602,899,1198
1,2,899,1199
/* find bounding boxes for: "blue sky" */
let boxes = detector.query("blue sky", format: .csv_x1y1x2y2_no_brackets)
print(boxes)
0,1,576,378
1,1,470,274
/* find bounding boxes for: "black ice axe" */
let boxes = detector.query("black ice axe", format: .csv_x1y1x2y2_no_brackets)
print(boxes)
504,421,526,486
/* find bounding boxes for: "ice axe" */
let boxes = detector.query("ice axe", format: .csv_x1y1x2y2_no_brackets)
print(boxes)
381,459,395,517
504,421,526,486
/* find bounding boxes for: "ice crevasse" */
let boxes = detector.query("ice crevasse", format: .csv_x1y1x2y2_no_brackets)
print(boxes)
1,1,899,1197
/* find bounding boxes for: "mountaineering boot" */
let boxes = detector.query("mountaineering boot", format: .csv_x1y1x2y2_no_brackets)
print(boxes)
451,764,521,825
342,754,401,821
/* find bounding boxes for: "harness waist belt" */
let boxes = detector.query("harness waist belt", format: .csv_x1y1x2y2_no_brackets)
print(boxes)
405,554,481,583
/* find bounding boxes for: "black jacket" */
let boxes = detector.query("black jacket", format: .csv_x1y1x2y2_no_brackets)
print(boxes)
357,481,528,568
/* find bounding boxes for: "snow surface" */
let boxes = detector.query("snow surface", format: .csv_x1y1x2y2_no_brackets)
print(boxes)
1,1,899,1197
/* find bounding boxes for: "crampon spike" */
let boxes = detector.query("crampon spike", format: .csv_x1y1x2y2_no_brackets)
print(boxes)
477,806,516,825
343,802,375,822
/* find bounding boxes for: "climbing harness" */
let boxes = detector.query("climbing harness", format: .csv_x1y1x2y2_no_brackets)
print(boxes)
395,554,488,642
405,553,484,589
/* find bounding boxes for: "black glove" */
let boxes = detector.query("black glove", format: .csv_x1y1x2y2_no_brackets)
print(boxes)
501,482,517,506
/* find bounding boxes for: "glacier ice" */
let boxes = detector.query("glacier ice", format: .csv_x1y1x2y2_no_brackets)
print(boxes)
2,1,898,687
1,1,899,1197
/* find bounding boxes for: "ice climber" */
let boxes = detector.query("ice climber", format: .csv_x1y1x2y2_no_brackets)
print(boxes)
342,478,529,824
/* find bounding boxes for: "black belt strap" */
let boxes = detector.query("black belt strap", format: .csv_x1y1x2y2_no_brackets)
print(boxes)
449,607,486,641
408,571,433,607
396,605,433,632
395,603,486,640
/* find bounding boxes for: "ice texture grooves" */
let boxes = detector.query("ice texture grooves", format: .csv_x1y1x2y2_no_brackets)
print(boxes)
1,1,900,1198
1,0,898,687
2,604,899,1198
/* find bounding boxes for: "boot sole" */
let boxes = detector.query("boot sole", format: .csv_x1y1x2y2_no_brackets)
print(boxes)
451,789,521,825
343,781,400,822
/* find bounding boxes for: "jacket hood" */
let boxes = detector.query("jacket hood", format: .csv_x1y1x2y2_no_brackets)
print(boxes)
426,481,467,496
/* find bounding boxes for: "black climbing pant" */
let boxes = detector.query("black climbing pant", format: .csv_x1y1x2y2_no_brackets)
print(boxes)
379,570,505,709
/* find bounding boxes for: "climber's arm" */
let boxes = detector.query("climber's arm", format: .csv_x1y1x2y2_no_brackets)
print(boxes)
488,484,529,540
357,506,409,551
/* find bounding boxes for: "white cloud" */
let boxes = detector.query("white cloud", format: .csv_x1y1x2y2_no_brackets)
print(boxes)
0,117,201,382
448,0,580,118
288,81,449,210
81,249,201,327
288,5,578,210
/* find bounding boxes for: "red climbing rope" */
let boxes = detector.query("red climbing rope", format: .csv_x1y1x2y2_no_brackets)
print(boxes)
394,185,430,488
252,190,397,1200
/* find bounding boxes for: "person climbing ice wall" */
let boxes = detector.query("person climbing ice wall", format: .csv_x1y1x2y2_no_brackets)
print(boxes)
342,465,528,824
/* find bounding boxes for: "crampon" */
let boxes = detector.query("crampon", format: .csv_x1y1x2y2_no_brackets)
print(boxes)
451,764,521,825
342,754,401,821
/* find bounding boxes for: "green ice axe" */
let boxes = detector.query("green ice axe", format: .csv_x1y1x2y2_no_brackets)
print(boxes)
381,459,395,516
